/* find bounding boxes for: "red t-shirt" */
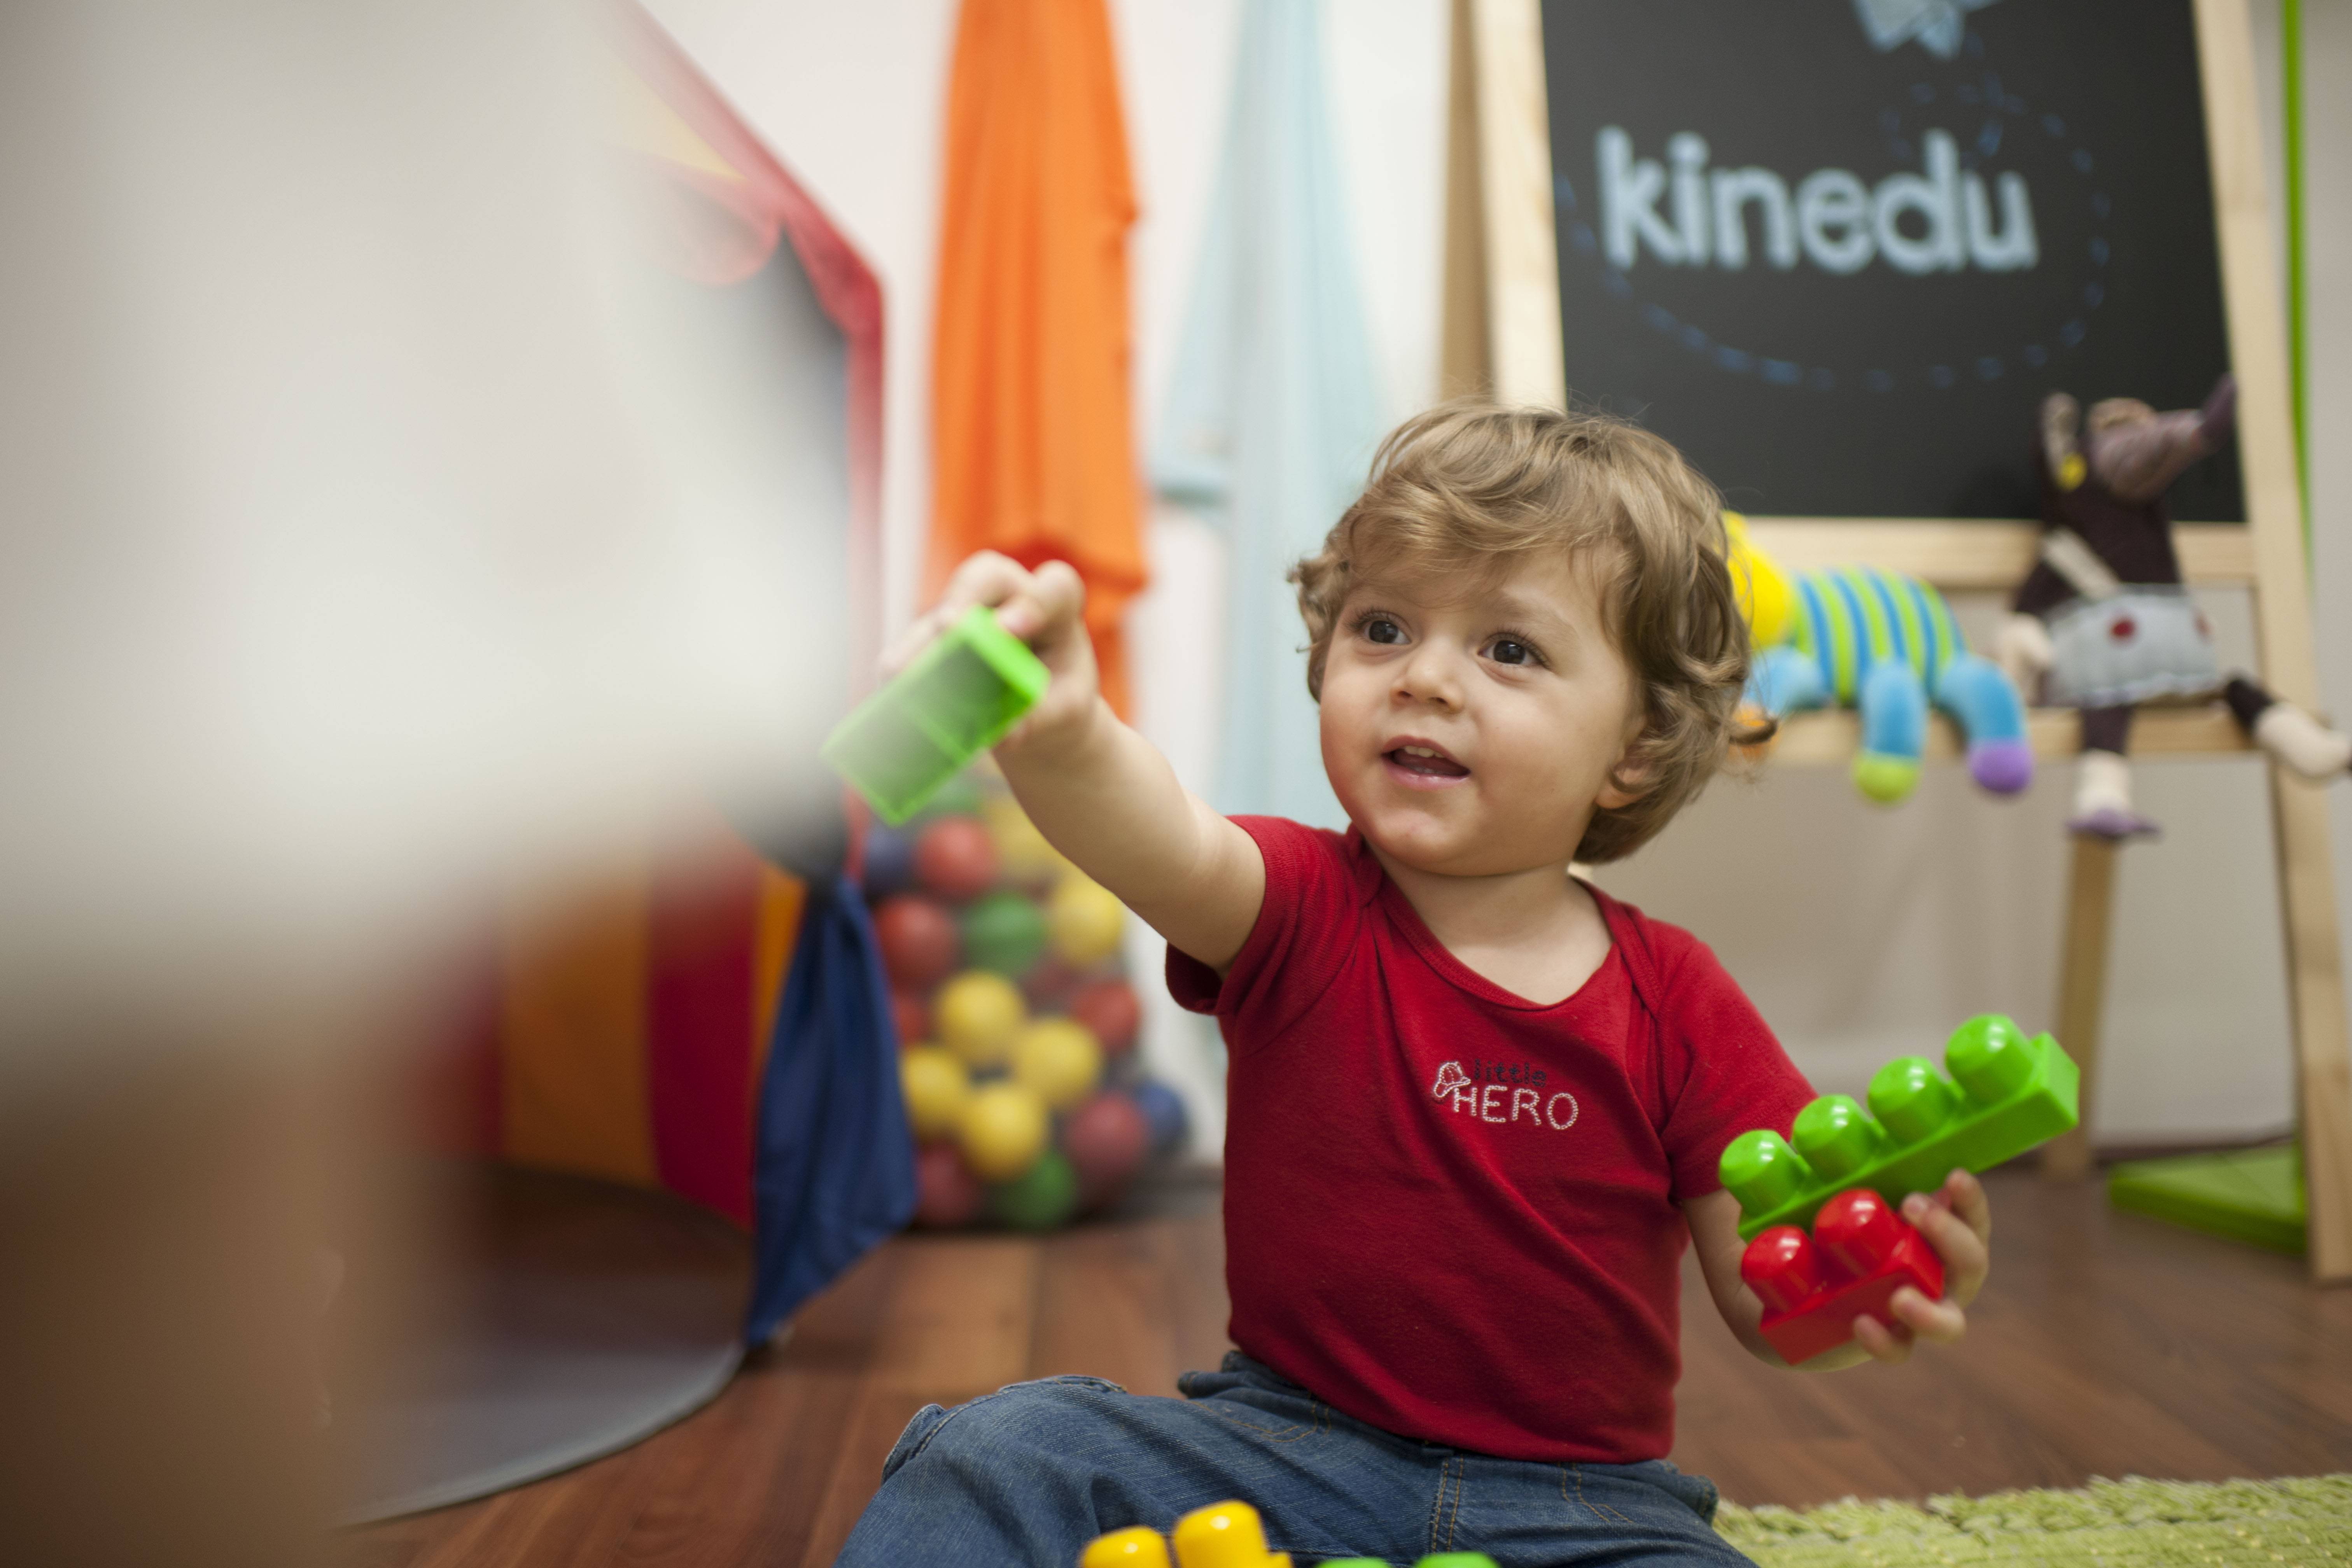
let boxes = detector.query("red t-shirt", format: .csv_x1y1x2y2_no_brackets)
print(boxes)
1167,817,1815,1464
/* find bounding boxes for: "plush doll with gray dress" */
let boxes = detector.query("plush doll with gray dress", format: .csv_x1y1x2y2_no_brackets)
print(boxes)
1998,374,2349,838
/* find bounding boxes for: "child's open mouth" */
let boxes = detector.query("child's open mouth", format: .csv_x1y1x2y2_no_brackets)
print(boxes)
1384,742,1469,782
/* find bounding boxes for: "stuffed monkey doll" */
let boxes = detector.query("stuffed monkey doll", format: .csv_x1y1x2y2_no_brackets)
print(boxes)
1998,374,2349,838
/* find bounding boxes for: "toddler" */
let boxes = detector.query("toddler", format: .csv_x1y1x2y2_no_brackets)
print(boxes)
838,403,1992,1567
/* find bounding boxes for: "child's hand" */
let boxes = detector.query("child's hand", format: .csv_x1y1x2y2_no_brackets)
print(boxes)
1850,1169,1991,1363
884,551,1099,750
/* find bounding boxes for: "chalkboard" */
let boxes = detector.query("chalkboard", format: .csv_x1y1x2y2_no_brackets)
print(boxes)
1540,0,2244,521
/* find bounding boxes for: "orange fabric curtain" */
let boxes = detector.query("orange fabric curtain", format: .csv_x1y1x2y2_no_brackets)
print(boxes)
929,0,1146,716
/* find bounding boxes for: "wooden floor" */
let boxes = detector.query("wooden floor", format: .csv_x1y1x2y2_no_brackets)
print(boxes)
346,1166,2352,1568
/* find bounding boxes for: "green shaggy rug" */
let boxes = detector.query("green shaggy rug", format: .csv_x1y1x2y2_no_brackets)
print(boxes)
1713,1475,2352,1567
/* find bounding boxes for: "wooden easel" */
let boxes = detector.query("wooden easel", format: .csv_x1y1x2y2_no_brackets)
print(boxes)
1446,0,2352,1280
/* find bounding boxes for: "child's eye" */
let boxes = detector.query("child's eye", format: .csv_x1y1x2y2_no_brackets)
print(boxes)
1488,638,1535,666
1362,617,1405,645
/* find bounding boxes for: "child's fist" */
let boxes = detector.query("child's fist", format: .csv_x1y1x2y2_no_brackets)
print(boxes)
886,552,1098,747
1851,1168,1991,1364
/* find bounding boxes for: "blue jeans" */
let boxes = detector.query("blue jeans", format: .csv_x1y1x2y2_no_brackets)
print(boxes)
834,1354,1751,1566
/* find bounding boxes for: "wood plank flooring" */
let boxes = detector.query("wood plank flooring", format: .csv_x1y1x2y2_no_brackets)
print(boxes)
346,1166,2352,1568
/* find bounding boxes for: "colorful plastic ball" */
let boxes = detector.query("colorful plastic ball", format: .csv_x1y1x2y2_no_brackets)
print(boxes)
1062,1090,1150,1202
914,1143,984,1228
873,896,960,991
1048,875,1125,967
989,1149,1079,1232
961,890,1050,977
899,1046,972,1141
1021,954,1083,1009
936,970,1027,1067
982,795,1064,885
862,822,917,898
1129,1080,1189,1158
890,991,930,1050
915,816,999,901
1067,977,1141,1055
958,1081,1050,1181
1011,1017,1103,1111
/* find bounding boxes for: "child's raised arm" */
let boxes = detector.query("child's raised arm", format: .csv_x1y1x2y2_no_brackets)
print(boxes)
891,552,1265,974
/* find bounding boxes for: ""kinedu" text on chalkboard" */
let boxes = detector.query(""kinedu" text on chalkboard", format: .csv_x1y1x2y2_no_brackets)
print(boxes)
1598,126,2038,276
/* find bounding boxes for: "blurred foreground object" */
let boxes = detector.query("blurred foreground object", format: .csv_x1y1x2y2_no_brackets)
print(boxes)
0,0,863,1560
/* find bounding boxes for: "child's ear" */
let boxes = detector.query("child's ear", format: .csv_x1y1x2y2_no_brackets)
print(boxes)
1595,704,1651,810
1596,760,1650,811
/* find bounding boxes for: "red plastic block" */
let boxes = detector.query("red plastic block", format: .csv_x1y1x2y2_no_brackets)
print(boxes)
1739,1188,1945,1363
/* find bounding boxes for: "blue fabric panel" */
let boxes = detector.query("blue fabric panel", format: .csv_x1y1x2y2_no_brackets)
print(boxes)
744,872,916,1343
1149,0,1381,828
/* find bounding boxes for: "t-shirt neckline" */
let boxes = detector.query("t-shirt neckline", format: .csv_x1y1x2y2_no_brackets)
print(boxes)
1343,825,1622,1014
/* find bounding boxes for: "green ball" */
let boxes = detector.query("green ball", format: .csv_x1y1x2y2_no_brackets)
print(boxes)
988,1149,1078,1231
961,890,1050,976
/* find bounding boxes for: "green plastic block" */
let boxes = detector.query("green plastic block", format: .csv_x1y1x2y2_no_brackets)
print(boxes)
2108,1143,2307,1255
819,605,1049,825
1720,1014,2080,1240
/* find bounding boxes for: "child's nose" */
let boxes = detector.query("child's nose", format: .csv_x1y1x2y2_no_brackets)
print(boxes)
1392,644,1466,710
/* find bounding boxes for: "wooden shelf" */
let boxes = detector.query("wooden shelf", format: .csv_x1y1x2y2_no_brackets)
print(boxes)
1759,705,2253,767
1740,520,2256,590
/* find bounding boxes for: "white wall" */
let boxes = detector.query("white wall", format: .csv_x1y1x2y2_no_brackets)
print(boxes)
650,0,2348,1150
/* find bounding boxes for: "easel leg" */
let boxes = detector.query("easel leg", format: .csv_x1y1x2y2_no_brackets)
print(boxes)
2046,835,2120,1182
2267,777,2352,1279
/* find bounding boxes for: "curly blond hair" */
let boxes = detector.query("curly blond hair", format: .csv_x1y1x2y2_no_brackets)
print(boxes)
1291,401,1766,863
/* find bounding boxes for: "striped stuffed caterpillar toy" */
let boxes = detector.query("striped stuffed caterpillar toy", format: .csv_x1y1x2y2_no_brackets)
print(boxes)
1725,514,2034,804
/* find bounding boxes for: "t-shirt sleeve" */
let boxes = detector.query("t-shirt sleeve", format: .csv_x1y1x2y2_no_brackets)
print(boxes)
1165,815,1358,1054
1653,934,1816,1201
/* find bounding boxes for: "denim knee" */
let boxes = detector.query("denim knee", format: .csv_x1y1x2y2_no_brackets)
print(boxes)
878,1375,1130,1486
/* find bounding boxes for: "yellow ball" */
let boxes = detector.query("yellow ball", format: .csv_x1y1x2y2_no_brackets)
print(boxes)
982,795,1065,885
935,970,1026,1067
899,1046,971,1141
1048,875,1125,968
1011,1017,1104,1111
958,1081,1049,1181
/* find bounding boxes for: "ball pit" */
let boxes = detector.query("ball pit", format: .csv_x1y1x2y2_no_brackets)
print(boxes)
862,767,1189,1231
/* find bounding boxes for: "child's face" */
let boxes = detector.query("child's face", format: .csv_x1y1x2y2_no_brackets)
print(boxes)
1318,551,1643,877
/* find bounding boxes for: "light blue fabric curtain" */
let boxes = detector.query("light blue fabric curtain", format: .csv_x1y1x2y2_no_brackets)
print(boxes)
1150,0,1382,829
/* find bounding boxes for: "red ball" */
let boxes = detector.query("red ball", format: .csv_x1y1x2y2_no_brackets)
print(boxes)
914,817,999,901
891,990,930,1049
914,1143,984,1228
1062,1090,1151,1208
873,896,960,991
1067,978,1141,1055
1022,954,1083,1009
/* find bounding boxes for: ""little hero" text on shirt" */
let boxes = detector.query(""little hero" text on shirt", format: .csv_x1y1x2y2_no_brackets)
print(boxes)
1431,1060,1580,1131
